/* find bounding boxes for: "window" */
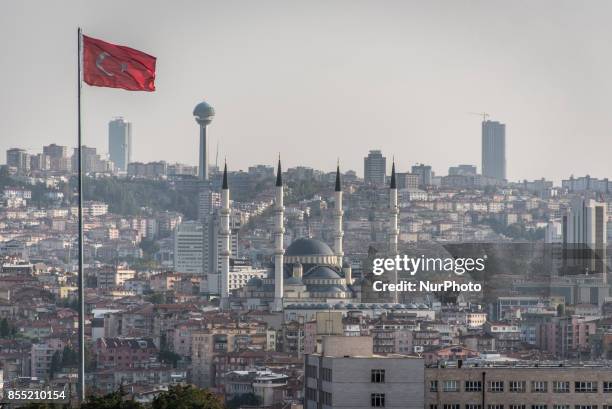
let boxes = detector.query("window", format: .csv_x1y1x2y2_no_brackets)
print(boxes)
305,387,317,401
488,380,504,392
531,406,547,409
430,380,438,392
487,406,504,409
574,406,598,409
443,380,459,392
575,381,598,393
553,381,570,393
429,406,438,409
371,369,385,383
510,406,525,409
467,405,482,409
306,364,317,378
443,405,460,409
509,381,526,392
604,382,612,392
531,381,547,393
321,391,332,406
553,406,569,409
371,393,385,407
465,381,482,392
321,367,332,382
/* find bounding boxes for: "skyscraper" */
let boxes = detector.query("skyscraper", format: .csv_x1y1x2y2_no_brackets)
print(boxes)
563,197,607,278
481,120,506,180
364,150,386,186
108,117,132,173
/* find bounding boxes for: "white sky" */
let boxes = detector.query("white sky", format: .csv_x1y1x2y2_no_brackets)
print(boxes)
1,0,611,182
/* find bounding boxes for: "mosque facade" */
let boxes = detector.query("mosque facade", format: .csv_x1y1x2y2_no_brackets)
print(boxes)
219,159,399,312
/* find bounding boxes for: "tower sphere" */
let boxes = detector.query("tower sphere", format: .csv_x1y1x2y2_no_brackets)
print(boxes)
193,101,215,125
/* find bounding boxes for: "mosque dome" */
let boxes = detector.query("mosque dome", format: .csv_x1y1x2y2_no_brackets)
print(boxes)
286,238,334,257
303,266,342,280
285,276,304,286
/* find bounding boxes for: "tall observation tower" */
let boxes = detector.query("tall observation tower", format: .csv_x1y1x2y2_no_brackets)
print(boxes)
193,101,215,181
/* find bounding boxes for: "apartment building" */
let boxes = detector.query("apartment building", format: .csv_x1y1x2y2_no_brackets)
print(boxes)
426,362,612,409
304,336,424,409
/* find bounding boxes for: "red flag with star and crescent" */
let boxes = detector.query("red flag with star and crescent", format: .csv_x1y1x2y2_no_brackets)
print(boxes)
82,35,156,91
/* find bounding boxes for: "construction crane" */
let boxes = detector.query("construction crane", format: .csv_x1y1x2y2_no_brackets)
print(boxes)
468,112,490,122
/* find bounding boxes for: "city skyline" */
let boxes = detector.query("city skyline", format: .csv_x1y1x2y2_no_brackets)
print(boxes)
3,1,612,183
3,2,612,407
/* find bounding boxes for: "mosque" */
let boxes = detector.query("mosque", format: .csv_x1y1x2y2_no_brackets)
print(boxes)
218,158,400,312
195,100,401,312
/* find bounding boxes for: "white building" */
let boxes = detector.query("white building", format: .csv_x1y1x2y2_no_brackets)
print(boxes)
173,220,203,274
305,336,424,409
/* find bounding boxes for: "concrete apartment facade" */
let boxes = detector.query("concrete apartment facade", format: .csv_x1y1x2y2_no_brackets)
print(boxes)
426,364,612,408
304,336,424,409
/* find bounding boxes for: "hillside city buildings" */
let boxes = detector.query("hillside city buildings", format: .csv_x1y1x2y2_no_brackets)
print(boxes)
2,111,612,407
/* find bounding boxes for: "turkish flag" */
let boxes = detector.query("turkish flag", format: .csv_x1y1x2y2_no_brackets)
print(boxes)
83,35,156,91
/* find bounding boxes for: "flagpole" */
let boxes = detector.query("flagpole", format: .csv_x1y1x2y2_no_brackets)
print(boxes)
76,26,86,403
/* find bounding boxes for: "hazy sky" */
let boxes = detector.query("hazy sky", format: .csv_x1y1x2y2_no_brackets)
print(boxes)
1,0,611,182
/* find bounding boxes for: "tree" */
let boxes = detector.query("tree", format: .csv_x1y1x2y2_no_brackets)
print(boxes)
557,303,566,317
84,343,97,372
0,318,10,337
139,239,160,258
146,292,167,304
227,393,261,409
81,391,145,409
49,350,62,379
62,345,79,367
158,349,181,368
152,385,224,409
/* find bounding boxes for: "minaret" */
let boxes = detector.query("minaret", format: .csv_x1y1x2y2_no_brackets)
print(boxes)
219,161,231,309
333,162,344,267
273,158,285,312
389,160,399,303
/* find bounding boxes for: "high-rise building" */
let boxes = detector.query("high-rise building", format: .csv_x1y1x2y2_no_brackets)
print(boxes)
43,144,71,172
481,119,506,180
305,336,424,409
364,150,386,186
108,117,132,173
395,172,419,189
411,164,433,187
448,164,477,176
72,146,115,174
6,148,30,173
563,197,607,278
30,153,50,171
200,214,239,293
173,220,204,274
